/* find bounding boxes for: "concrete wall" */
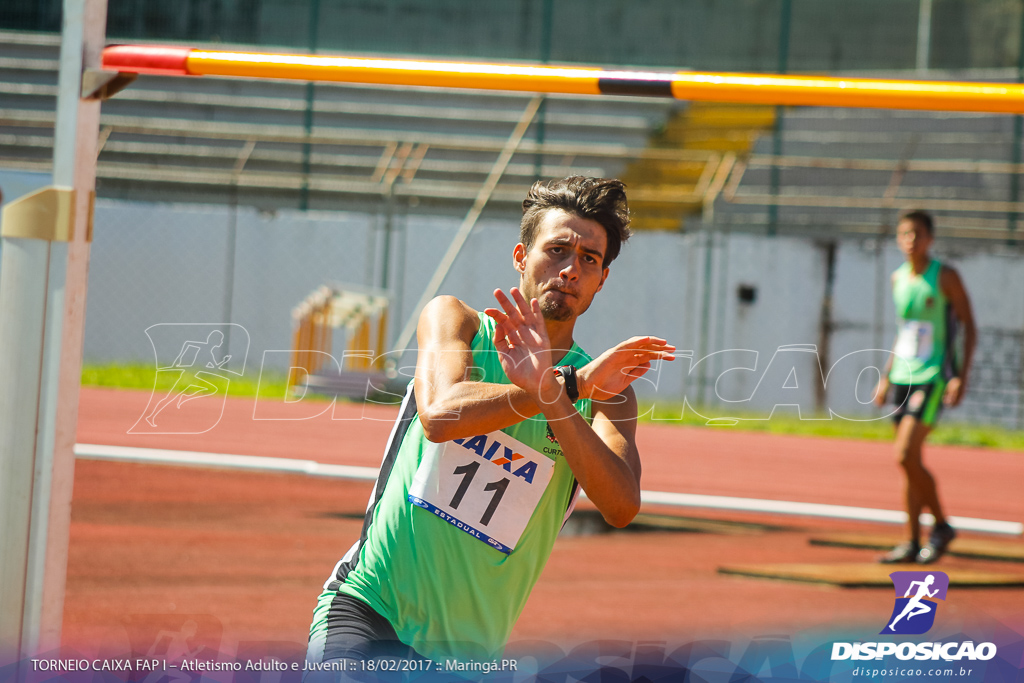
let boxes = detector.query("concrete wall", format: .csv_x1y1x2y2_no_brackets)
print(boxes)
2,187,1020,426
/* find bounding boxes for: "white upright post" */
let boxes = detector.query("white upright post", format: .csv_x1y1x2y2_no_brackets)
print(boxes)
0,0,106,657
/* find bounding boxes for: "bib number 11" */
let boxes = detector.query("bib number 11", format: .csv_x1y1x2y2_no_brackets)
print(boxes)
450,461,509,526
408,430,555,554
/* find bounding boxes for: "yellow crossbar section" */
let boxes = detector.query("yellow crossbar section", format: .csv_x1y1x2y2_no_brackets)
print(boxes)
190,52,604,95
102,45,1024,114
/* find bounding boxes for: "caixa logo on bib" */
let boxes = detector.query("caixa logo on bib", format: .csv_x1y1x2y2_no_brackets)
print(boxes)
883,571,948,635
453,433,539,483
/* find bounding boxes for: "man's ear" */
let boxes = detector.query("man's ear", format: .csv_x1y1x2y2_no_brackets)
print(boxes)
513,243,527,275
596,266,609,292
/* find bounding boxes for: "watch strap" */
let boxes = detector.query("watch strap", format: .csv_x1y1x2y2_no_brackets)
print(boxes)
553,365,579,403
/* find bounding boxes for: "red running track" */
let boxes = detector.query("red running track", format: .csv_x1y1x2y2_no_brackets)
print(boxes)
63,387,1024,657
77,386,1023,521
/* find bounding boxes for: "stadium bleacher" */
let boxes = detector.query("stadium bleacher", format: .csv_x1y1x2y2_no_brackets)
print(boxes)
0,30,703,222
3,28,1024,241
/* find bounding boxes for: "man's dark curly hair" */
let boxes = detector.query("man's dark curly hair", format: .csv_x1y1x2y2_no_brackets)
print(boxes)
520,176,632,267
899,209,935,236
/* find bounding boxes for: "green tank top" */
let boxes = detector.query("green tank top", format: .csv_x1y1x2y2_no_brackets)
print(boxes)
889,259,950,385
336,312,592,662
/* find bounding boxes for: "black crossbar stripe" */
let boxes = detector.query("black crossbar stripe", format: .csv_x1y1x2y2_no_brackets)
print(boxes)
598,77,674,97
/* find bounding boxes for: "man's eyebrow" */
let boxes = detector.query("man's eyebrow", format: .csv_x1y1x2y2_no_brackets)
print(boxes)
544,236,605,259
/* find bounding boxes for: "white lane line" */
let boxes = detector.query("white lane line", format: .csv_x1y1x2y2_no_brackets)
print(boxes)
639,491,1023,536
73,443,379,481
75,443,1023,536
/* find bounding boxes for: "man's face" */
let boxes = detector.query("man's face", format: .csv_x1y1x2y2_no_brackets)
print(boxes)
514,209,610,323
896,218,933,258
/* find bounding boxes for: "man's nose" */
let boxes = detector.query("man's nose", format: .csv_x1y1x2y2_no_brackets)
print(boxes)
559,255,580,279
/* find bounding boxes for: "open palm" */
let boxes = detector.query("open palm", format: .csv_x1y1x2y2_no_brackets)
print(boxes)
580,336,675,401
484,287,554,399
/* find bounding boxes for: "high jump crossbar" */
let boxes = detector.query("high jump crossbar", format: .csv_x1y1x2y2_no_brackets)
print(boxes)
103,45,1024,114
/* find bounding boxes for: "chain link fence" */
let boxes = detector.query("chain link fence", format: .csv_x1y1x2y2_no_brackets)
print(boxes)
5,0,1024,73
958,327,1024,427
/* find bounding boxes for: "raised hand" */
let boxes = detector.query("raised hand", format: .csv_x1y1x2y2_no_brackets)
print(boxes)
578,336,676,402
484,287,560,404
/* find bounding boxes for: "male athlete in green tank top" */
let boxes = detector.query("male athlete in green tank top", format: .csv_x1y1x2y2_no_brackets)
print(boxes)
305,177,675,668
874,210,976,565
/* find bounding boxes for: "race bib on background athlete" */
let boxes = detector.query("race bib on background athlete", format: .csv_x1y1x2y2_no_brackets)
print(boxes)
408,430,554,554
894,320,934,363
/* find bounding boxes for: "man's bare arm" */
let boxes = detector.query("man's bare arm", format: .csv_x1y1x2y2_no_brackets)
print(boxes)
544,386,641,528
940,266,976,406
414,296,546,442
415,295,673,442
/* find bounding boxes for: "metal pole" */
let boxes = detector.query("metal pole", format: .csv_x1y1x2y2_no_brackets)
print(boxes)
390,211,408,351
299,0,321,211
873,228,887,363
767,0,791,237
0,0,106,655
223,139,254,354
223,186,239,352
916,0,933,73
380,183,395,292
1014,0,1024,432
713,230,730,393
533,0,553,180
696,229,715,405
1009,0,1024,246
1010,117,1021,243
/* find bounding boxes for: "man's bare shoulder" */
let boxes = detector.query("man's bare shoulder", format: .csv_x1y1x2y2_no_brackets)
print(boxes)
939,263,962,282
419,295,481,342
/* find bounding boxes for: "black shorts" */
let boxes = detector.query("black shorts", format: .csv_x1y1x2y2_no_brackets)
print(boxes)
307,589,425,666
890,379,946,427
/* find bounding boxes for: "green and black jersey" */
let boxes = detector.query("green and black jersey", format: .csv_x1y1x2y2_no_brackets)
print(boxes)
310,312,593,663
889,259,958,386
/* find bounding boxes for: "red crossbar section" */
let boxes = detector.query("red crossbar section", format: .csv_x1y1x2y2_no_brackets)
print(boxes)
102,45,193,75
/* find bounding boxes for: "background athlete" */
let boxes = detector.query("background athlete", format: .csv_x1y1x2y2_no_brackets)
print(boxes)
305,176,675,668
875,210,976,564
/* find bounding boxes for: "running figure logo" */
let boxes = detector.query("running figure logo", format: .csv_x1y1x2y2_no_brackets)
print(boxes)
130,324,249,434
882,571,949,635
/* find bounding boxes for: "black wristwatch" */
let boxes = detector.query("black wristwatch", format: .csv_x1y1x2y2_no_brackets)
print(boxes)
553,365,579,403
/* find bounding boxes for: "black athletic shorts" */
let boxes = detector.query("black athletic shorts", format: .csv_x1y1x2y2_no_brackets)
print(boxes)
890,379,946,427
312,590,423,661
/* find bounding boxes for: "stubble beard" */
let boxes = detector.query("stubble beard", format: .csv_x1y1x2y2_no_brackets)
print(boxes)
539,296,573,322
520,281,575,322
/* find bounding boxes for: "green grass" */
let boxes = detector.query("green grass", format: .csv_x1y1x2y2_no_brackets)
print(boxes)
81,363,1024,451
81,362,295,401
